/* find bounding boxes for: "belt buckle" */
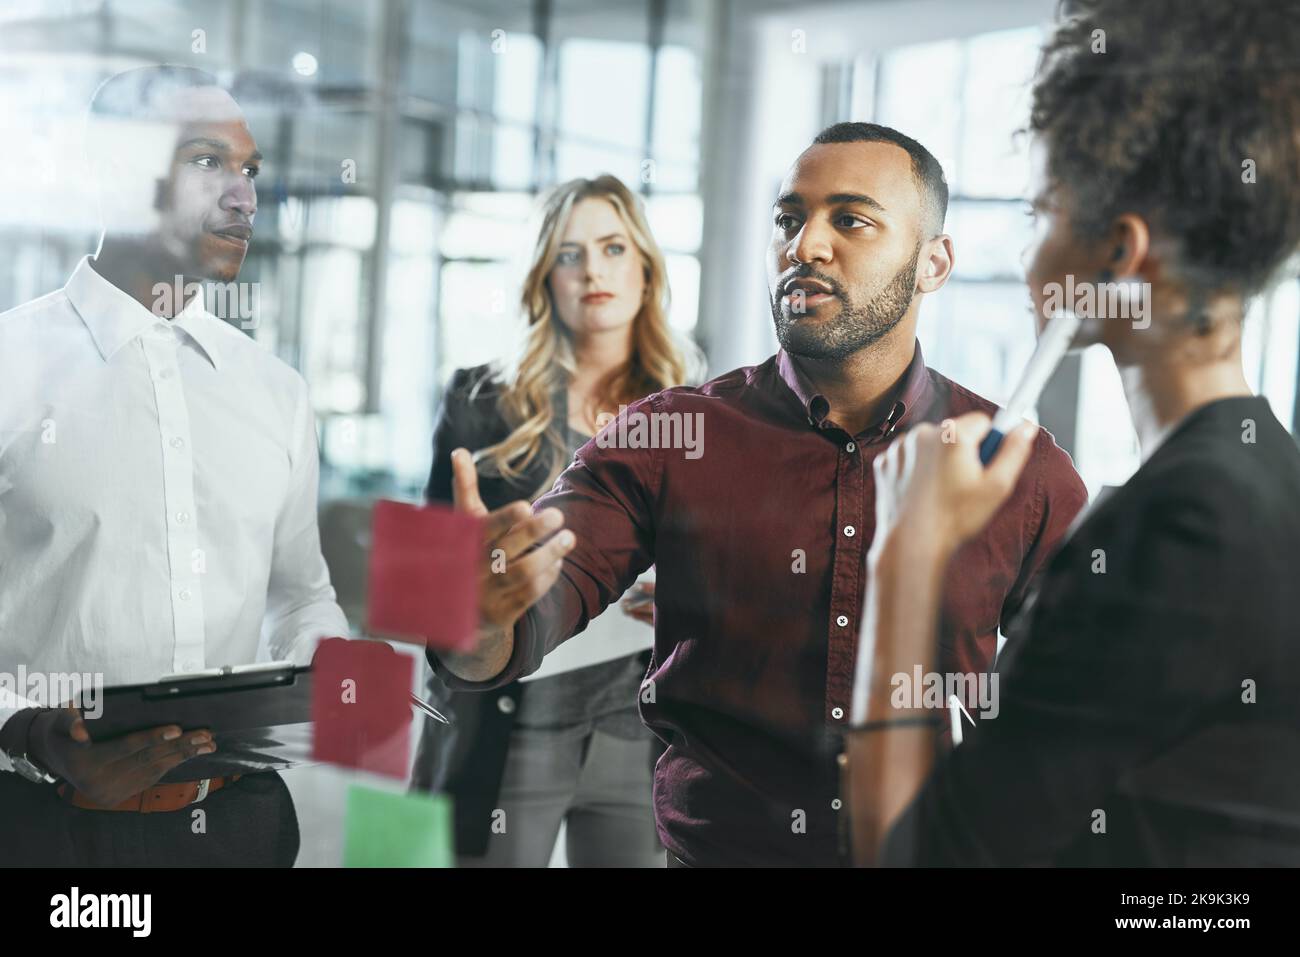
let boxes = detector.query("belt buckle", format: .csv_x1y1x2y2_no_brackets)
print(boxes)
192,778,211,804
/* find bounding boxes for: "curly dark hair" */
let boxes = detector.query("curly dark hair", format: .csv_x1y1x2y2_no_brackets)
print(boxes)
1030,0,1300,298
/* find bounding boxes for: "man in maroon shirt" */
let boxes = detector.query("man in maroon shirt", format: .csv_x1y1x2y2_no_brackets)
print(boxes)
434,122,1087,866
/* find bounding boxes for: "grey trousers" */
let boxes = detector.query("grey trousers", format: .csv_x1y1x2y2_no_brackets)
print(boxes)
458,722,664,868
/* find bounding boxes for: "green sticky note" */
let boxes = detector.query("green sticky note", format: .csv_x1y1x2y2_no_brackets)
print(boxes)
343,784,453,868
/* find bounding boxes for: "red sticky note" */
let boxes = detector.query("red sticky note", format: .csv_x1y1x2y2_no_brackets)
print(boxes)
311,637,413,780
366,499,482,651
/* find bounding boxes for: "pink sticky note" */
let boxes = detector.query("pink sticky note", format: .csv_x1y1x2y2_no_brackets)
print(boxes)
311,637,413,779
366,499,482,651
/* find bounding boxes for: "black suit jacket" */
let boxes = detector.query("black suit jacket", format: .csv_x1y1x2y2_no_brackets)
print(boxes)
885,395,1300,865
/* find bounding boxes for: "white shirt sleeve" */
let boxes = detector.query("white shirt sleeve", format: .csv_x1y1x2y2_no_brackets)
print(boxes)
261,379,350,666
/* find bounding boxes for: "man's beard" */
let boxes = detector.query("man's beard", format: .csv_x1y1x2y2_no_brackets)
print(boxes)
771,243,921,360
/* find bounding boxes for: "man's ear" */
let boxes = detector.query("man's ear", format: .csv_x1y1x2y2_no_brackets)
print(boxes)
916,234,955,294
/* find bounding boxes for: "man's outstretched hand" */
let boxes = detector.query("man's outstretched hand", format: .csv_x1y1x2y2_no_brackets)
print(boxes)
447,449,575,675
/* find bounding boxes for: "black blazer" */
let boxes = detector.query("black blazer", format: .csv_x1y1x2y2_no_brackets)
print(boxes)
410,365,573,856
424,365,562,511
884,395,1300,865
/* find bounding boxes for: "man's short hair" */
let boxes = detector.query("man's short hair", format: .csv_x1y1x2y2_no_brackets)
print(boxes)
89,64,222,121
812,121,949,237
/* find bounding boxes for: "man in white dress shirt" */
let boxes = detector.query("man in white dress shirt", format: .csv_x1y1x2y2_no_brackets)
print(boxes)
0,66,348,865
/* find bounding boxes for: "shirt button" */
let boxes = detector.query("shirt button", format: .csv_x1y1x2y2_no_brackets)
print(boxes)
844,525,856,537
497,696,516,715
845,441,856,453
836,615,849,627
158,368,174,380
176,511,190,524
831,706,844,720
170,437,185,450
178,588,192,601
831,798,842,810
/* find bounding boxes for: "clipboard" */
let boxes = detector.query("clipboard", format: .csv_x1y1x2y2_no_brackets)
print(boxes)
83,662,316,783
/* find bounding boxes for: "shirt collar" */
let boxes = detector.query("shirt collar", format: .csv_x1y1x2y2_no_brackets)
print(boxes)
775,340,932,437
64,256,223,370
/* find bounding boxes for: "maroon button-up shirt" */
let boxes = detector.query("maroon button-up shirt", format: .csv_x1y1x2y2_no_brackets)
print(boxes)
436,344,1087,866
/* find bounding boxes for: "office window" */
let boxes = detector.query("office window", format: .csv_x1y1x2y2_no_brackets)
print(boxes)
556,39,651,185
434,190,534,388
0,0,712,497
299,246,368,413
650,44,702,192
874,39,962,189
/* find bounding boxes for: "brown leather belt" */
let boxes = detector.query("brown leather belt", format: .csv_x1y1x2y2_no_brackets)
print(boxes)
57,775,242,813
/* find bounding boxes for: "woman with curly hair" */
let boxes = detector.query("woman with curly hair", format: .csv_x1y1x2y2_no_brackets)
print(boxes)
848,0,1300,866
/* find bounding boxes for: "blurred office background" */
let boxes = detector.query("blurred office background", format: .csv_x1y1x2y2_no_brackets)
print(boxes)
3,0,1299,863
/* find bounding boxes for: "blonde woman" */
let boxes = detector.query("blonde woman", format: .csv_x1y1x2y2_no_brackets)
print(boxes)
411,174,696,867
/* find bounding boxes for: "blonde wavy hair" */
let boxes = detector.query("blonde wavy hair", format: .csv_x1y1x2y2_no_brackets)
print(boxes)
473,174,691,498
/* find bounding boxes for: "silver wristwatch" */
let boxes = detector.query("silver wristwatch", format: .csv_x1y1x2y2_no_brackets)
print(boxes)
3,710,57,784
11,752,57,785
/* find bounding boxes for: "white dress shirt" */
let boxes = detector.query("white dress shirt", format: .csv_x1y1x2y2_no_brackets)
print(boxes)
0,257,348,770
